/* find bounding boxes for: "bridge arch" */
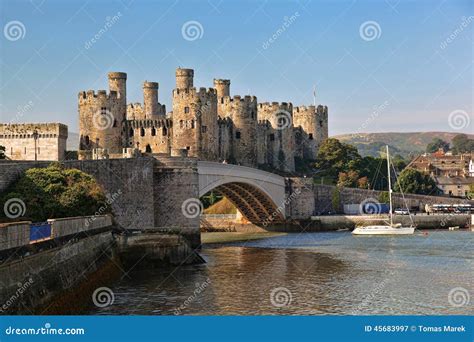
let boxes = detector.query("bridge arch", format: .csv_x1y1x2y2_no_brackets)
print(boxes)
197,161,286,225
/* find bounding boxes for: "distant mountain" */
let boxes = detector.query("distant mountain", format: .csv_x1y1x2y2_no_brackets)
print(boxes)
332,132,474,158
67,132,79,151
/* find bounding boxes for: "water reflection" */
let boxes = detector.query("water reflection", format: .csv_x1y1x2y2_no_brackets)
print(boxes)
91,231,473,315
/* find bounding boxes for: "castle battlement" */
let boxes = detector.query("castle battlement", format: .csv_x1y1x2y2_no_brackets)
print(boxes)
294,105,316,113
125,118,172,129
173,87,216,98
221,95,257,105
78,90,118,103
258,102,293,110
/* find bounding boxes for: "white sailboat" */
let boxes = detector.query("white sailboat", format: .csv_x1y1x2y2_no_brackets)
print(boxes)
352,146,415,236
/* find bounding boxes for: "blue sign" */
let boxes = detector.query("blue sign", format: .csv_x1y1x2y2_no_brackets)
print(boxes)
0,316,471,342
29,223,52,242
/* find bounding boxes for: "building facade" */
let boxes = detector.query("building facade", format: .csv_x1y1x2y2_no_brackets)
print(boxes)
0,123,68,161
78,68,329,173
408,150,474,197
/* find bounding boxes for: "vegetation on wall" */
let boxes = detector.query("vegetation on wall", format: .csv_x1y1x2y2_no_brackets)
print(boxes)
0,163,109,222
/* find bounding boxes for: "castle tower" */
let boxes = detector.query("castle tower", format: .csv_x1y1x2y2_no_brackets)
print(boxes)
316,105,329,145
220,96,258,167
293,105,318,160
143,81,160,118
108,72,127,121
78,89,122,159
171,68,218,160
176,68,194,89
257,102,295,172
214,79,230,98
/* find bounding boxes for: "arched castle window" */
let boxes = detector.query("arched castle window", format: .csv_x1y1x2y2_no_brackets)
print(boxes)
236,131,241,139
309,133,313,140
180,120,184,129
151,127,156,136
113,119,117,127
251,111,255,119
140,128,145,137
101,107,107,114
191,120,195,129
85,136,90,145
145,144,152,153
319,120,323,127
162,127,167,136
129,128,133,137
184,107,189,114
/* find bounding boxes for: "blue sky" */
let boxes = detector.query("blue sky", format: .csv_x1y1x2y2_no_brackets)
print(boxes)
0,0,472,135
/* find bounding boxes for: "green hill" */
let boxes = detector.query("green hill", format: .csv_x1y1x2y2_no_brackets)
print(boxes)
333,132,474,158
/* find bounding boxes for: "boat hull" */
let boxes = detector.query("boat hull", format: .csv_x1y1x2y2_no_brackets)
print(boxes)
352,226,415,235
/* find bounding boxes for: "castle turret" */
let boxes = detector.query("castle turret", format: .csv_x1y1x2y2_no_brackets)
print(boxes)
143,81,159,118
214,79,230,98
176,68,194,89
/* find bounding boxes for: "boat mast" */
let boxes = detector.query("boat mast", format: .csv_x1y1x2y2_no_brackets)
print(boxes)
386,145,393,226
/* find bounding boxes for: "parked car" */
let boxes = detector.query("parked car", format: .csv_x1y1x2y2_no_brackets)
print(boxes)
394,208,410,215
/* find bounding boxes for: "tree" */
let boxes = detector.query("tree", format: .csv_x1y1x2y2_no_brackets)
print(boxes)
331,187,341,213
392,154,407,171
393,168,439,195
1,163,108,222
316,138,361,180
426,138,449,153
378,191,390,204
357,176,369,189
451,134,474,154
0,145,5,159
337,170,359,188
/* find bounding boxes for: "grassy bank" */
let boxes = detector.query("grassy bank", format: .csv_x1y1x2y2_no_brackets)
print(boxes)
201,232,286,244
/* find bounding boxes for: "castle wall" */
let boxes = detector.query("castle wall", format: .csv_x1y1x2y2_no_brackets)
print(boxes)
124,119,171,154
0,123,67,161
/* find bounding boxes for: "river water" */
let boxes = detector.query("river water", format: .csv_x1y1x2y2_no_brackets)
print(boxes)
91,231,473,315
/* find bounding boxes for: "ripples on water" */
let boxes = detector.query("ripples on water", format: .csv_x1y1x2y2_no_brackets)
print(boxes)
91,231,473,315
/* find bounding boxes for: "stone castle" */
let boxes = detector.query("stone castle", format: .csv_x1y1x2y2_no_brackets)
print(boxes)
78,68,328,172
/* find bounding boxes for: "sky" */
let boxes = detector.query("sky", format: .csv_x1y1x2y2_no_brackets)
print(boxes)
0,0,472,136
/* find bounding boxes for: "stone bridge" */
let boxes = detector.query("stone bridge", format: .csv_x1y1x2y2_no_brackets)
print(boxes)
197,161,286,224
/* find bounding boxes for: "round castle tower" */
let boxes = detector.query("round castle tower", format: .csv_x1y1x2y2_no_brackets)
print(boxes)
214,79,230,99
257,102,295,172
78,72,127,158
143,81,160,118
172,68,218,160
